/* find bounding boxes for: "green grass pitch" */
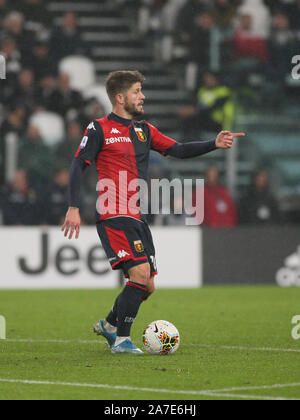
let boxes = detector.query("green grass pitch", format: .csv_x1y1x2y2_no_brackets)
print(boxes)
1,286,300,400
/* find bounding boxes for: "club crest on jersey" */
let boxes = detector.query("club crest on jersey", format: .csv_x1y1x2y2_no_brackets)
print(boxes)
134,240,144,253
80,136,88,149
135,127,147,143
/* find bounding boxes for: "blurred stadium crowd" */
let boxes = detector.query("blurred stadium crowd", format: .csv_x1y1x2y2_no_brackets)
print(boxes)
0,0,299,227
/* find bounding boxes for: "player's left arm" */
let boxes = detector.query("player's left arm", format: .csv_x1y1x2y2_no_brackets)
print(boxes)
149,123,245,158
166,131,245,158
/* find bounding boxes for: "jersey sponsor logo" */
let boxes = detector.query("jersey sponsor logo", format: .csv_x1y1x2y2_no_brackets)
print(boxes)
111,128,121,134
134,240,144,253
105,137,132,145
118,250,130,259
80,136,88,149
87,122,96,131
134,127,147,143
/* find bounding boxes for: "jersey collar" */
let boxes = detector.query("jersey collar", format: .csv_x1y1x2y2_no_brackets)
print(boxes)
108,112,133,127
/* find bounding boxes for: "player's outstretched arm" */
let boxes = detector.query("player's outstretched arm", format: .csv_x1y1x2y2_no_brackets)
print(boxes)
215,131,245,149
163,130,245,159
61,207,81,240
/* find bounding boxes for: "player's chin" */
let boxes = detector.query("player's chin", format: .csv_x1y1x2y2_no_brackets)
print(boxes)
134,107,145,117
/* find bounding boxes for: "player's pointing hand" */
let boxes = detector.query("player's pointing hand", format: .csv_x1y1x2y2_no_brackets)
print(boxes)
215,131,245,149
61,207,81,240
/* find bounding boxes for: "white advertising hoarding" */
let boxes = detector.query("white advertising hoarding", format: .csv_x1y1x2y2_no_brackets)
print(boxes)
0,227,202,289
152,227,202,288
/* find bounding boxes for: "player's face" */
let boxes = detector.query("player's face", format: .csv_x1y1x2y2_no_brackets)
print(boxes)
124,82,146,117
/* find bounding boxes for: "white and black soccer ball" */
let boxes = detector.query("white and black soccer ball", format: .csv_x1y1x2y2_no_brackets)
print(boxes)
143,320,180,355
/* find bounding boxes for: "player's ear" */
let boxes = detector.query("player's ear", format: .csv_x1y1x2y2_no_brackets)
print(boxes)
115,92,125,106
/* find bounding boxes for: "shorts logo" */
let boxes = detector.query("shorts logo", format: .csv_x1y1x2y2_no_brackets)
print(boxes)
118,250,130,259
135,128,147,143
134,240,144,253
80,136,88,149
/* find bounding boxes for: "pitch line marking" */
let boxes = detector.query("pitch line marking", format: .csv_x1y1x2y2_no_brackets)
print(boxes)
5,338,104,344
0,378,299,400
189,343,300,354
210,382,300,393
5,338,300,354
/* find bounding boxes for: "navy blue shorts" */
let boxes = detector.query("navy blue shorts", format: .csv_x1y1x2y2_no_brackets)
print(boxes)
96,217,158,278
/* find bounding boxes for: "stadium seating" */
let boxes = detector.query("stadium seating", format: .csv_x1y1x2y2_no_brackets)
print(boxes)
59,55,96,92
29,111,65,146
82,84,112,115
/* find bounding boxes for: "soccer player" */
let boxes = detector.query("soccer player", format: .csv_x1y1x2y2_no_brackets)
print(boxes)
61,70,245,354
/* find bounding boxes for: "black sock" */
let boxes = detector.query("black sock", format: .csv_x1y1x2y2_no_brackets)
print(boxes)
116,281,147,337
106,287,148,327
106,295,120,328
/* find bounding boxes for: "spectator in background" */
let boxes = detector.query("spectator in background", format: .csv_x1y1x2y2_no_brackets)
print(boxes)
49,12,85,67
42,168,69,225
55,121,83,169
0,37,22,99
176,9,215,71
287,0,300,30
79,97,106,128
46,72,84,120
212,0,241,31
55,120,97,198
232,13,268,64
176,0,207,44
239,170,281,225
18,124,53,188
0,169,40,225
197,166,238,228
266,12,297,82
147,0,168,32
36,75,57,110
160,0,186,34
0,0,13,27
0,104,27,140
25,40,56,83
190,10,215,69
238,0,271,39
18,0,48,28
1,12,35,58
263,0,295,18
178,71,234,138
11,69,39,113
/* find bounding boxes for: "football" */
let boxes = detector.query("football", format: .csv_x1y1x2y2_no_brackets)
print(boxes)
143,320,180,355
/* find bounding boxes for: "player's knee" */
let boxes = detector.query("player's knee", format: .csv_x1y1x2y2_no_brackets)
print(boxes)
129,263,151,286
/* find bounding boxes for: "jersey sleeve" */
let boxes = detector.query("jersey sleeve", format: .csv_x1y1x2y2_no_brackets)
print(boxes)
148,123,177,156
74,121,104,165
